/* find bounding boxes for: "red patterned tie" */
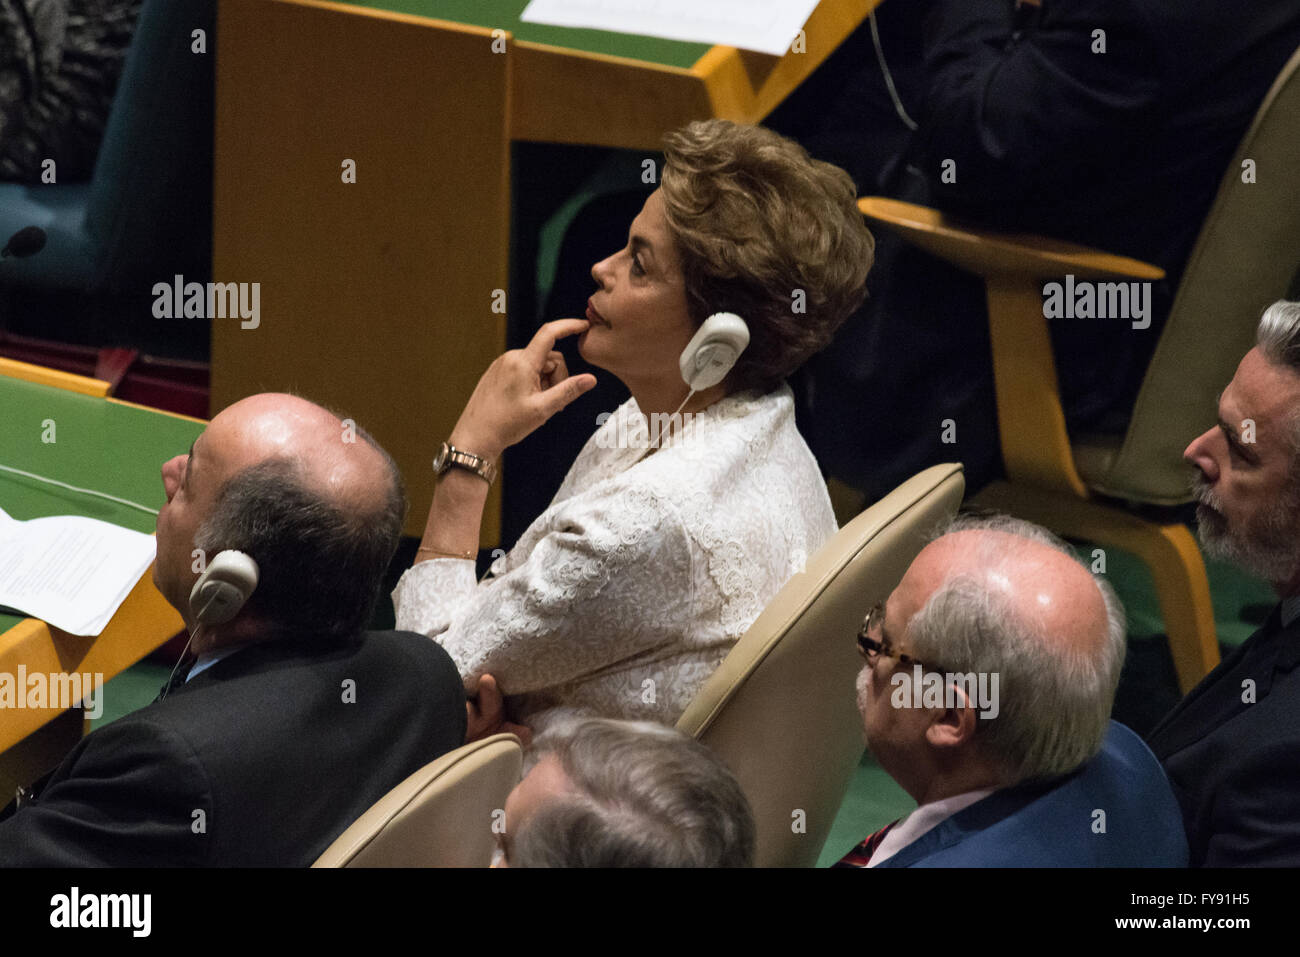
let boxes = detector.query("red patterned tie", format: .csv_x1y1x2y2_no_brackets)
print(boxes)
833,820,898,868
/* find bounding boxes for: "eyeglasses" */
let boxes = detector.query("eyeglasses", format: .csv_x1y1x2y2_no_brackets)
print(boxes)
856,602,944,674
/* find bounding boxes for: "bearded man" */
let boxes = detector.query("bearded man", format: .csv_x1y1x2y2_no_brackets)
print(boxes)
1148,299,1300,866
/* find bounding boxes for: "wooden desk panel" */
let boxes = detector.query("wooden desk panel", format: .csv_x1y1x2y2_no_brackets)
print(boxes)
0,366,205,785
212,0,510,541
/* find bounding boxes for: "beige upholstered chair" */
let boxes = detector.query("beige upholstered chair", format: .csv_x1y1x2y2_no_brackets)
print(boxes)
312,733,523,868
859,44,1300,694
676,463,965,867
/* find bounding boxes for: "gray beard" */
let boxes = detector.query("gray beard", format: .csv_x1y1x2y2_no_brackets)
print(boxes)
1192,475,1300,586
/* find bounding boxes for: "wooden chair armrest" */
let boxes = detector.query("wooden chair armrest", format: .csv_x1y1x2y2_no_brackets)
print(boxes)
855,197,1160,497
858,197,1165,282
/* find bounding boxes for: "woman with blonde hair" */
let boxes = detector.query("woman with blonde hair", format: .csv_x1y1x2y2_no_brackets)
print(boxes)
395,119,875,735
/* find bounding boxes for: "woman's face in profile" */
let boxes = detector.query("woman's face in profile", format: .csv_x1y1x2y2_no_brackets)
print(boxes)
581,189,697,393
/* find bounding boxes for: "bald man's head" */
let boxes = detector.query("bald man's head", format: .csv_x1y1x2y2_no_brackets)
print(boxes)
154,393,405,647
196,393,392,507
912,527,1112,665
858,514,1125,791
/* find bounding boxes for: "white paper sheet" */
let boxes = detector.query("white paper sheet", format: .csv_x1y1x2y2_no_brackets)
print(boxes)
0,507,157,636
520,0,820,56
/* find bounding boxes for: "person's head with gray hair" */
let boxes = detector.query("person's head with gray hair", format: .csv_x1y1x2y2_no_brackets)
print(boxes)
193,451,404,646
1186,299,1300,592
497,716,755,868
855,513,1126,804
1254,299,1300,373
153,393,405,655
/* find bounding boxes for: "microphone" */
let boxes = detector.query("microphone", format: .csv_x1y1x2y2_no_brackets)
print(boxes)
2,226,47,259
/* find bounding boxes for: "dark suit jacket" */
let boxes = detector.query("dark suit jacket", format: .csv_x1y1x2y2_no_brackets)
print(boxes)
765,1,1300,501
1147,610,1300,866
0,630,466,866
876,722,1188,867
918,0,1300,277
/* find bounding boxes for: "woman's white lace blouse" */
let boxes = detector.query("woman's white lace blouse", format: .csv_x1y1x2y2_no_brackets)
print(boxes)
392,384,836,730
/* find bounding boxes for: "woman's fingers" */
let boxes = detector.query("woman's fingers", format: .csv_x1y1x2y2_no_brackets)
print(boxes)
464,674,506,743
477,674,503,716
537,372,597,420
452,321,593,455
541,351,569,386
502,721,533,747
523,318,590,365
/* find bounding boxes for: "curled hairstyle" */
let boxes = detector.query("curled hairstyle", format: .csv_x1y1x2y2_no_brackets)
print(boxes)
193,430,406,645
659,119,875,394
903,514,1126,784
511,717,756,868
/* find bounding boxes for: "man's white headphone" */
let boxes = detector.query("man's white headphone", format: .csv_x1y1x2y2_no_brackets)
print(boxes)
189,550,260,626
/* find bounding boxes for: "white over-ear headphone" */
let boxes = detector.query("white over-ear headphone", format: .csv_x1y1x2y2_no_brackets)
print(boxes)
189,550,260,626
679,312,750,392
161,550,260,700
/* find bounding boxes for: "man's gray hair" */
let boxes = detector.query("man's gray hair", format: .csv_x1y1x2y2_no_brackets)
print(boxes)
904,514,1126,785
193,423,405,645
1254,299,1300,457
511,717,756,868
1256,299,1300,373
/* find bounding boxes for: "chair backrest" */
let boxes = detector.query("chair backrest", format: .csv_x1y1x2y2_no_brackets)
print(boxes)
312,734,523,868
1108,44,1300,503
84,0,216,290
676,463,965,867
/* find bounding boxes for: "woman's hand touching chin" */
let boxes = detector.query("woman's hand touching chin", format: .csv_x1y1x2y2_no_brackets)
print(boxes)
448,318,598,459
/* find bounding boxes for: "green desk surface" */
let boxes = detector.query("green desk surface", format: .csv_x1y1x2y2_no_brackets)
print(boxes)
0,376,205,632
343,0,711,69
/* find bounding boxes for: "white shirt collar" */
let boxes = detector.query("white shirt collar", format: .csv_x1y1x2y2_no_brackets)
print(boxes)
869,787,998,867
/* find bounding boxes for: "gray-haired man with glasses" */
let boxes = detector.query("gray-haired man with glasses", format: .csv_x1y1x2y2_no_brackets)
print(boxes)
836,513,1187,867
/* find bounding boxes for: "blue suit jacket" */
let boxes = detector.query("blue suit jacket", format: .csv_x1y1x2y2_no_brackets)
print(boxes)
876,722,1188,867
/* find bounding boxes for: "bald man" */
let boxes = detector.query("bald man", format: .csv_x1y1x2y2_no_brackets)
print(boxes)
836,514,1187,867
0,394,467,866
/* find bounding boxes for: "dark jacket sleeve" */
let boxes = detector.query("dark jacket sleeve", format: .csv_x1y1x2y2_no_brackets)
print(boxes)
919,0,1166,216
1202,738,1300,867
0,717,213,867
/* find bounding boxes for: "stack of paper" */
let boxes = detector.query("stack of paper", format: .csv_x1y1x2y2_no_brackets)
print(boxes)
0,507,157,637
521,0,821,56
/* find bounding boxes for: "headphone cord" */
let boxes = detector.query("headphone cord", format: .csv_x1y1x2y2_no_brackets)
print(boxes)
870,10,918,132
160,625,202,701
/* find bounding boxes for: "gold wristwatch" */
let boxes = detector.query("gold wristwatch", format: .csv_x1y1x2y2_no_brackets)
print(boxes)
433,442,498,486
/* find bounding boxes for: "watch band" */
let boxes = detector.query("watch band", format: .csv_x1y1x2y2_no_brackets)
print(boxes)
434,442,498,486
